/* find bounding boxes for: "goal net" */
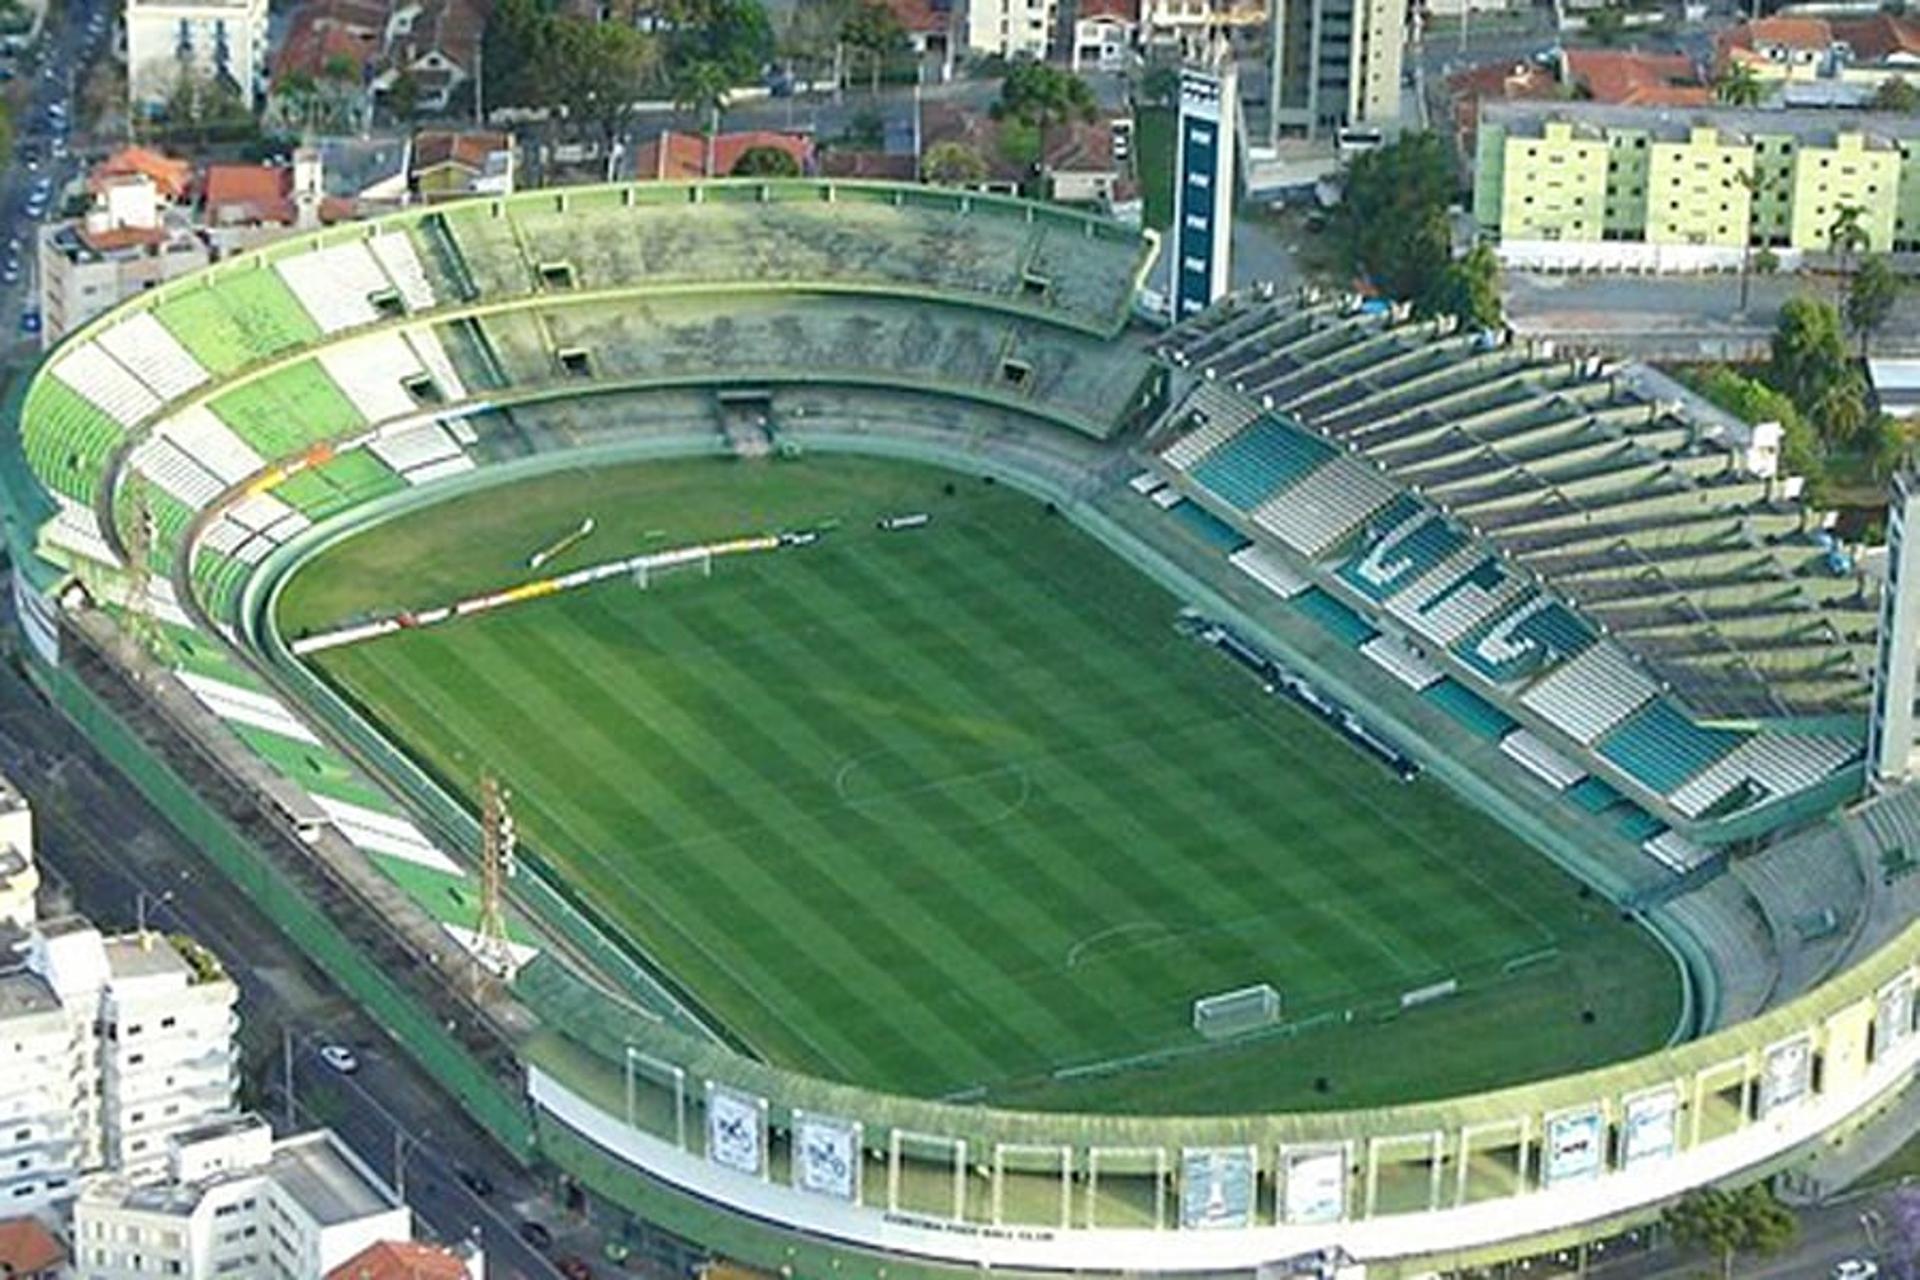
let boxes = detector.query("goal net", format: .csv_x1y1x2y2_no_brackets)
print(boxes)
1193,984,1282,1040
633,549,713,590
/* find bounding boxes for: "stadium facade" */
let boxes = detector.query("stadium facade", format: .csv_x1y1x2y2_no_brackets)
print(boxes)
2,179,1918,1277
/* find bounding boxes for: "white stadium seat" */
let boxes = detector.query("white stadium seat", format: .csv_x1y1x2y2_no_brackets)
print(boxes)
318,333,427,423
275,241,390,333
369,231,437,313
1518,642,1658,746
160,405,266,485
129,435,225,508
52,342,163,427
95,312,209,402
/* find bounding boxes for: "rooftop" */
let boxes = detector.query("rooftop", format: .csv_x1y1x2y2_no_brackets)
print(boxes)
327,1240,471,1280
90,146,192,203
104,933,195,981
0,1217,63,1275
268,1132,397,1227
1481,98,1920,145
1563,48,1711,107
629,129,813,181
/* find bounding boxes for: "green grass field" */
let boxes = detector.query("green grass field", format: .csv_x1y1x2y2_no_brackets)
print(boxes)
279,455,1682,1114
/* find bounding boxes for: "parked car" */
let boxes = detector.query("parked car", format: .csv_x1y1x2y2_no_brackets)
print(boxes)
316,1043,358,1073
1833,1262,1879,1280
454,1165,493,1197
556,1256,592,1280
517,1221,553,1251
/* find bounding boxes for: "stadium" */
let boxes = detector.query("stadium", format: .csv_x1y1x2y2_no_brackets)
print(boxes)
3,178,1919,1277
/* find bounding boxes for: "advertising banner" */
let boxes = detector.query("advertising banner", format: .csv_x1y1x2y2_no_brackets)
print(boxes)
1280,1145,1345,1224
1760,1036,1814,1116
792,1111,860,1202
1180,1147,1255,1229
1543,1108,1605,1186
1622,1088,1679,1168
1879,975,1916,1058
705,1082,765,1177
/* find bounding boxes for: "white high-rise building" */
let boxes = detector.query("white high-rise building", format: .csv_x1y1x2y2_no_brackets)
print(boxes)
962,0,1057,59
0,769,240,1212
125,0,270,114
72,1116,412,1280
1268,0,1407,142
1870,472,1920,783
1170,62,1237,320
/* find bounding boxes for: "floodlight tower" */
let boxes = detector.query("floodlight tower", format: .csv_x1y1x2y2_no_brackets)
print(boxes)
120,487,160,655
475,773,518,977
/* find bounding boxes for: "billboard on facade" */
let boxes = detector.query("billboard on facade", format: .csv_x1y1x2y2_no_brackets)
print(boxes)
792,1111,860,1202
1542,1108,1605,1186
705,1082,765,1177
1180,1146,1255,1229
1622,1088,1679,1168
1760,1036,1814,1115
1279,1145,1345,1224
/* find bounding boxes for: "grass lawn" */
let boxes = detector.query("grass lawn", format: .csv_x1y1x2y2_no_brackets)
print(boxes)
280,455,1681,1114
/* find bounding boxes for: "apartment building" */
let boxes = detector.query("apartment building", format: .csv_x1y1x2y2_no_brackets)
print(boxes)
1475,102,1918,270
1268,0,1407,142
72,1117,410,1280
126,0,270,112
961,0,1055,59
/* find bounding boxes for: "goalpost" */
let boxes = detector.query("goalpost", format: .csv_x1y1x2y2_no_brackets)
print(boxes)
633,549,713,590
1193,984,1282,1041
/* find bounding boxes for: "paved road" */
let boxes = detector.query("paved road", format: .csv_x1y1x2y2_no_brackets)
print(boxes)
0,652,602,1280
1500,270,1920,360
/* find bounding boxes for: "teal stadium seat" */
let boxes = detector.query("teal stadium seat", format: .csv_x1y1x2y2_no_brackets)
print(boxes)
1598,699,1746,794
1337,497,1469,600
1190,415,1338,511
1423,678,1518,740
1455,597,1598,683
1293,588,1379,646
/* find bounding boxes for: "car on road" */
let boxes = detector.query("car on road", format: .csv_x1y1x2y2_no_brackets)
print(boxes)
517,1221,553,1251
1834,1262,1879,1280
454,1165,493,1197
316,1043,358,1073
6,261,23,285
20,309,40,336
555,1255,592,1280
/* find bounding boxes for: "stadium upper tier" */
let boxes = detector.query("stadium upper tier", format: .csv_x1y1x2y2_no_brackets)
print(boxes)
1155,291,1866,835
11,181,1158,604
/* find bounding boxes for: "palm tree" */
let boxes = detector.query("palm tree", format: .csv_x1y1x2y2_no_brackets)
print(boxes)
1829,202,1870,285
1724,165,1777,315
1715,60,1764,107
673,60,732,176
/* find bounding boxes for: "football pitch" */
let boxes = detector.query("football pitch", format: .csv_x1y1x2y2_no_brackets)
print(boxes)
279,455,1683,1114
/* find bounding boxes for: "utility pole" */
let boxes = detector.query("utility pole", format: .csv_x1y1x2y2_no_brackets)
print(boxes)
282,1027,295,1131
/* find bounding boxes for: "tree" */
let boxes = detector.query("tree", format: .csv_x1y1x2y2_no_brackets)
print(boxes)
730,143,800,176
1693,364,1822,480
1867,411,1911,480
1830,202,1871,275
1812,372,1872,444
1420,242,1502,328
995,61,1097,127
672,58,734,174
662,0,772,87
481,0,556,111
1139,64,1179,106
1772,294,1853,409
1663,1185,1797,1280
1725,165,1778,314
385,67,420,121
540,19,660,155
1329,130,1458,304
921,140,987,185
1585,4,1627,45
1849,254,1904,357
1874,75,1920,112
1715,60,1764,107
839,0,904,95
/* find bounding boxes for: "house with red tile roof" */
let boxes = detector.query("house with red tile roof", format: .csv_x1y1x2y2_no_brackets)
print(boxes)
1072,0,1137,71
1716,15,1835,81
1444,59,1560,162
630,130,814,180
328,1239,482,1280
1562,48,1711,106
411,128,515,198
0,1218,62,1280
90,145,195,203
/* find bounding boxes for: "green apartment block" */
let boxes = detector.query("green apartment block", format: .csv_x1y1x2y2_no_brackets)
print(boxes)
1475,101,1916,268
